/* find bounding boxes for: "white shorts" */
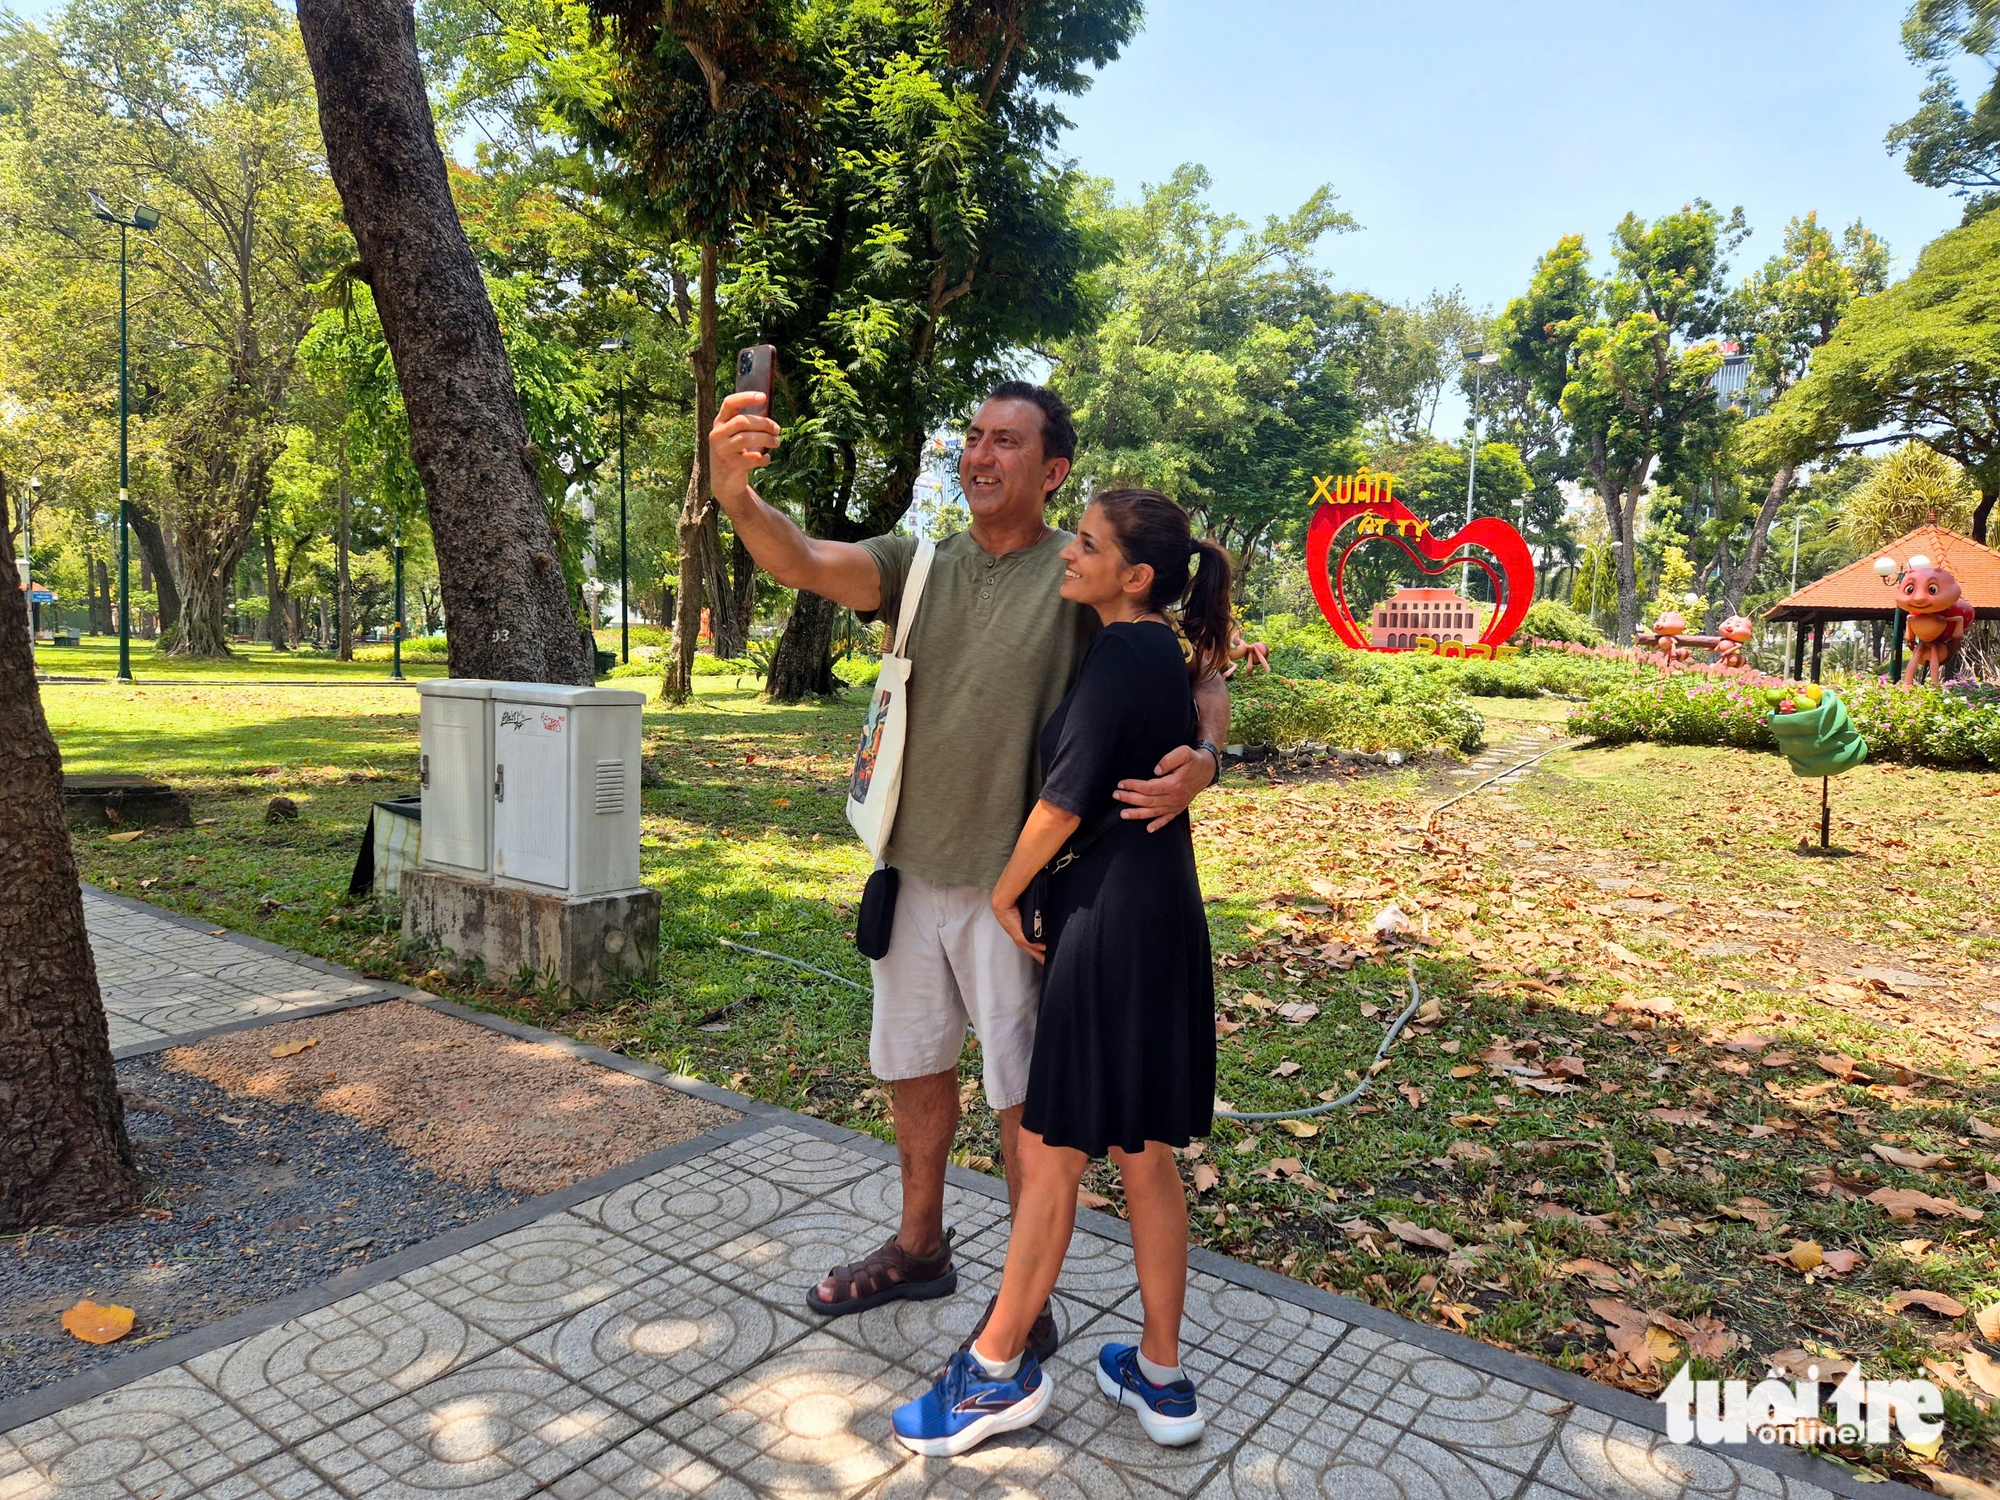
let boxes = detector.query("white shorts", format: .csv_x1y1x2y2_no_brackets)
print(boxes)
868,871,1041,1110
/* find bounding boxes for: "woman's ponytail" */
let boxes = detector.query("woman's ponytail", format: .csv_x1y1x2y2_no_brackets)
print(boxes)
1091,488,1236,675
1180,538,1235,677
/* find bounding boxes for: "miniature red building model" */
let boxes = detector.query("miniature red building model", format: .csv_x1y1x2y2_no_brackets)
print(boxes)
1369,587,1477,650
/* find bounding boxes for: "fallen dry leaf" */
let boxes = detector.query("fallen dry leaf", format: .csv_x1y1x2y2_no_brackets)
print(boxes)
1190,1164,1220,1194
1602,941,1666,971
1821,1249,1866,1274
1559,1257,1626,1289
1888,1289,1969,1318
1381,1216,1455,1253
1816,1054,1860,1081
1767,1348,1855,1382
1277,1119,1319,1139
1919,1470,2000,1500
104,830,144,844
1868,1187,1984,1222
1272,1060,1301,1078
1968,1117,2000,1142
1964,1347,2000,1399
1976,1304,2000,1342
1449,1065,1480,1079
268,1038,318,1059
1786,1241,1823,1272
61,1300,135,1344
1871,1143,1949,1170
1077,1189,1113,1210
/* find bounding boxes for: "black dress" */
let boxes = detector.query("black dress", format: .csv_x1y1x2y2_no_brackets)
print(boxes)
1021,621,1216,1158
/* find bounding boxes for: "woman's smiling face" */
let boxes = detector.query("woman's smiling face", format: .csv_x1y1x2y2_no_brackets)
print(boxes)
1060,503,1149,611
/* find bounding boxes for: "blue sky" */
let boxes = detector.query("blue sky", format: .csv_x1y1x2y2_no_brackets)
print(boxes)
1058,0,1962,320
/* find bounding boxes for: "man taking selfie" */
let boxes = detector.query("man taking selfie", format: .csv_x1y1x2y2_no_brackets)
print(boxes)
708,379,1228,1355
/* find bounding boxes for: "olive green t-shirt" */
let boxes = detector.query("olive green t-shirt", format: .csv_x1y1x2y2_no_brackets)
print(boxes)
858,528,1099,889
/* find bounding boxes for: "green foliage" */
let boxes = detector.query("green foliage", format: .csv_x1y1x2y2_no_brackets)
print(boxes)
1229,670,1484,756
1763,207,2000,534
1844,443,1977,551
351,634,451,663
1569,674,2000,769
1887,0,2000,215
1050,164,1363,557
1643,544,1697,624
1521,598,1604,646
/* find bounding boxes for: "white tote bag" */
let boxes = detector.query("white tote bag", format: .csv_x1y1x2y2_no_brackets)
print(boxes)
845,538,936,859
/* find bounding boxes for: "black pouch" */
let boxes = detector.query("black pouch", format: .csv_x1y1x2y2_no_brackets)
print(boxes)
856,866,899,960
1016,867,1051,947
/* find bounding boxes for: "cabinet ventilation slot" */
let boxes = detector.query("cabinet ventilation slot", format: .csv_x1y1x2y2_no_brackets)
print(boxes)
593,759,626,816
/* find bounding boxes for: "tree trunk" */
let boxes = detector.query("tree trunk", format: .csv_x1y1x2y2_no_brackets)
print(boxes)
262,506,291,650
1973,487,1993,546
90,557,110,635
767,588,839,700
126,503,181,638
295,0,590,686
1722,464,1795,615
336,434,352,661
702,514,743,660
729,531,756,651
664,242,720,701
0,483,143,1232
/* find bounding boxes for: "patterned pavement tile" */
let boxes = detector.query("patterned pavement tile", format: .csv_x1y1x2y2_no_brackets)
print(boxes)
652,1333,907,1499
545,1429,760,1499
684,1207,904,1310
1107,1267,1347,1388
517,1266,810,1423
1040,1307,1293,1487
572,1154,806,1259
873,1428,1186,1500
186,1279,500,1446
0,1367,277,1500
399,1215,667,1341
1314,1325,1567,1476
1191,1379,1526,1500
294,1347,637,1500
702,1127,878,1197
812,1168,1010,1243
956,1223,1138,1313
1533,1409,1834,1500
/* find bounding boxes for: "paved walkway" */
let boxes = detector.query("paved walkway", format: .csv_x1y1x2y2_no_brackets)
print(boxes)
0,893,1892,1500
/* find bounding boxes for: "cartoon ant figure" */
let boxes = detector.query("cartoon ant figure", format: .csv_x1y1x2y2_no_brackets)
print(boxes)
1896,562,1976,685
1713,615,1753,668
1645,610,1690,665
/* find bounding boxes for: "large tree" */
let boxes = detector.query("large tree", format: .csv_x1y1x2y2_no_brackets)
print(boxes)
1051,164,1362,599
0,479,142,1232
1499,205,1742,640
294,0,593,683
585,0,819,699
1763,207,2000,544
1887,0,2000,219
0,0,343,656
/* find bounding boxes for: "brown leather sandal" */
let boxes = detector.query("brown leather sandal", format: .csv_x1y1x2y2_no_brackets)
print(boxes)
805,1228,958,1317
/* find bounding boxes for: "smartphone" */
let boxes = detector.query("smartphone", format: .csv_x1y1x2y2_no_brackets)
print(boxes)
734,344,777,415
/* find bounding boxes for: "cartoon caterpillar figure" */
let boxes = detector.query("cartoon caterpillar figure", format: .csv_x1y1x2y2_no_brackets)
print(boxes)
1896,562,1976,686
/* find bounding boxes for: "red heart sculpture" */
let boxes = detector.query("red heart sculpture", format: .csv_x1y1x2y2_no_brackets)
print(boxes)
1305,497,1535,651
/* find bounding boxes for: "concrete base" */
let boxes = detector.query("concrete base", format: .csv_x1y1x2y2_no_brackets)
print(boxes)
401,868,659,999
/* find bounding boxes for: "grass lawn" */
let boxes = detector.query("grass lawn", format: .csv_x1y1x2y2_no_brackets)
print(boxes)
45,676,2000,1485
34,633,446,681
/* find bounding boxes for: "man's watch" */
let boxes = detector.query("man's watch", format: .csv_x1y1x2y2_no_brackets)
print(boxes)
1193,739,1224,785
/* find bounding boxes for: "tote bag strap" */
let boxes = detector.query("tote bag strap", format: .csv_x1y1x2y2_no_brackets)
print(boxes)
890,538,936,658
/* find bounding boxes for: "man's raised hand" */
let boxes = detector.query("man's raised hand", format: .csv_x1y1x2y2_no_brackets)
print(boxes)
710,391,782,510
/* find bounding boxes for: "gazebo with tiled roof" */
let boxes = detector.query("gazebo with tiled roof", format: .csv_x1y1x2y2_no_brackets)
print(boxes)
1764,523,2000,680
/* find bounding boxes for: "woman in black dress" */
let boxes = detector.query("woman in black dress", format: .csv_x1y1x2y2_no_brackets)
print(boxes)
892,489,1227,1457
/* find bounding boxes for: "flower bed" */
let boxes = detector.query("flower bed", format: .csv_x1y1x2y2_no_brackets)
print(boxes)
1568,670,2000,770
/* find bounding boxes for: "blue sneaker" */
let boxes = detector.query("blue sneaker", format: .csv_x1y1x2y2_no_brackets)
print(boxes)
893,1348,1053,1457
1096,1343,1204,1446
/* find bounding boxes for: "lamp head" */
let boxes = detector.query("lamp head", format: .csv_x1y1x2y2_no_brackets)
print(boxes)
131,204,161,231
599,338,625,352
89,190,117,223
1873,555,1898,580
29,476,40,491
1907,554,1933,572
1681,592,1701,608
1477,351,1501,367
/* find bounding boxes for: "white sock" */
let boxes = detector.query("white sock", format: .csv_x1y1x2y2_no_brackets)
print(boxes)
1137,1349,1184,1386
971,1342,1022,1381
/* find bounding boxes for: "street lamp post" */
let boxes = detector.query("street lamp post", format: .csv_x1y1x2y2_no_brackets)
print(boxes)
25,475,39,637
390,512,405,680
90,192,160,683
1460,349,1501,601
599,340,630,663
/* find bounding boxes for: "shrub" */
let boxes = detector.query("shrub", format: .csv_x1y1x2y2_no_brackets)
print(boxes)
1568,671,2000,770
1231,671,1484,755
351,634,449,663
1521,599,1604,646
834,655,881,690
